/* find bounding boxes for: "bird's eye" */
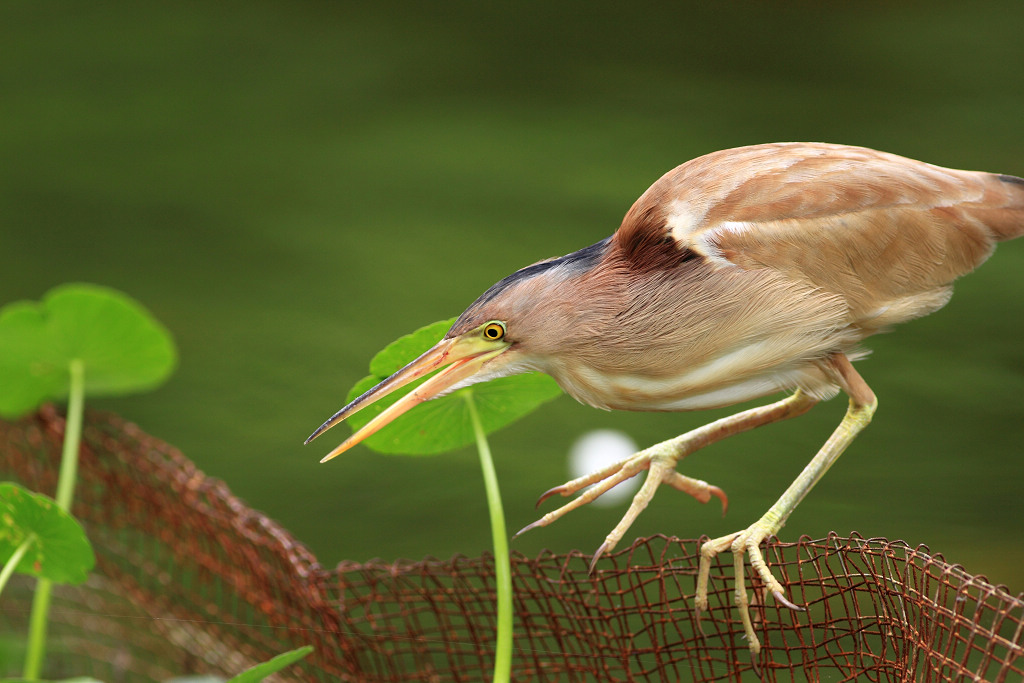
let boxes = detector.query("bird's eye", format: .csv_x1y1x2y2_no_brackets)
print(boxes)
483,322,506,340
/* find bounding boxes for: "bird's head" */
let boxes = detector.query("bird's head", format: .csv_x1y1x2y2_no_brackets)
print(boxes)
307,238,612,462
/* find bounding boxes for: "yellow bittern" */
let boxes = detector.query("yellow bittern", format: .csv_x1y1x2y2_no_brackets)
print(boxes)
308,142,1023,652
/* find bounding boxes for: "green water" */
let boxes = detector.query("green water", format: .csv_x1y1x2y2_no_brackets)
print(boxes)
3,2,1023,594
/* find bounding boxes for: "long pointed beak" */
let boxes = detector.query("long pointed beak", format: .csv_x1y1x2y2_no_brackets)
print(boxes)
307,336,506,463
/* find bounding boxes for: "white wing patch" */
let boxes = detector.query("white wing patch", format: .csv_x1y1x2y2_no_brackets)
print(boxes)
665,200,745,268
665,198,710,241
691,224,747,268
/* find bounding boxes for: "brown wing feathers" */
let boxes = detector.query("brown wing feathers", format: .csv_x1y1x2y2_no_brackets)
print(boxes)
952,172,1024,243
612,143,1023,329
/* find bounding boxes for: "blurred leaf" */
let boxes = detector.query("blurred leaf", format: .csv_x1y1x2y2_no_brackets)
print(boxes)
225,646,313,683
346,319,562,455
0,283,177,418
367,319,453,378
0,483,95,585
0,675,103,679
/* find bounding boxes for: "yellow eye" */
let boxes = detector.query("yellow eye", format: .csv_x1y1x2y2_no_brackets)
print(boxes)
483,322,506,341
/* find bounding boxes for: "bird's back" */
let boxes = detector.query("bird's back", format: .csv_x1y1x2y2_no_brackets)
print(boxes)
616,142,1024,333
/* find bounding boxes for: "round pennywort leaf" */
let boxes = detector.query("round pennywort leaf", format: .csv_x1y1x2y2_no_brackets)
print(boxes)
0,483,96,584
0,283,177,418
345,319,562,455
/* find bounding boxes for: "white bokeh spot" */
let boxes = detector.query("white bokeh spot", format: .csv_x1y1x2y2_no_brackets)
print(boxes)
568,429,641,507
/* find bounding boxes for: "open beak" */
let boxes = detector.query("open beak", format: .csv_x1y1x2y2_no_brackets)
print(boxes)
306,335,507,463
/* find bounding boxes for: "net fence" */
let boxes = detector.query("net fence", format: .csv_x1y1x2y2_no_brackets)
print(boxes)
1,406,1022,682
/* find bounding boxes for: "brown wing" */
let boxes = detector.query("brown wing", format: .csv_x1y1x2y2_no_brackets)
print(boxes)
614,142,1024,330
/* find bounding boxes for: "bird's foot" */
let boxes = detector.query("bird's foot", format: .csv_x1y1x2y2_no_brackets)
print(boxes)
695,518,803,656
514,445,727,571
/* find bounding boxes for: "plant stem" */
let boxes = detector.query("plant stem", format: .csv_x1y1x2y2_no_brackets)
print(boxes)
0,534,36,600
55,358,85,511
24,358,85,680
464,392,513,683
23,580,51,680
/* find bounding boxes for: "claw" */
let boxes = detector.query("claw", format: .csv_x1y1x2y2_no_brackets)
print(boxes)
512,519,543,540
772,589,804,612
709,485,729,517
535,485,563,508
588,541,610,574
750,651,763,677
661,470,729,514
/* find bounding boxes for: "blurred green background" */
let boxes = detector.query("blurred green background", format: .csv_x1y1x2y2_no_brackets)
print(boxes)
3,1,1022,592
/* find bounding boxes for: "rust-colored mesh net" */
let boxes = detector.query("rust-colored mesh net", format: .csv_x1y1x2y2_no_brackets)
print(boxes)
2,407,1022,682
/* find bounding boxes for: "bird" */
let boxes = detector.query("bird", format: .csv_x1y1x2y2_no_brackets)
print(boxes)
307,142,1024,654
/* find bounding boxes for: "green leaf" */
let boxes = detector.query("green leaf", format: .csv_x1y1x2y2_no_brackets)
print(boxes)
0,678,103,682
367,319,453,378
225,646,313,683
0,283,177,418
346,319,562,455
0,483,95,585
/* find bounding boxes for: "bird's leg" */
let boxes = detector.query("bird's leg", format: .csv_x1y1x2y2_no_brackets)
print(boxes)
516,389,818,564
696,353,876,656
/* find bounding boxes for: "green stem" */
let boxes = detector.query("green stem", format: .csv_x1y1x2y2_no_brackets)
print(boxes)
55,358,85,511
24,358,85,680
23,580,51,680
0,534,36,600
464,392,513,683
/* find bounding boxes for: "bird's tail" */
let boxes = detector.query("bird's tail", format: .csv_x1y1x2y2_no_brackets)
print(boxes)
972,173,1024,242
